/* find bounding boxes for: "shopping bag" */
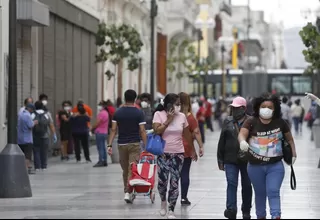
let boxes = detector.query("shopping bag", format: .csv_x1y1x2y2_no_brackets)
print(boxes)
146,134,165,156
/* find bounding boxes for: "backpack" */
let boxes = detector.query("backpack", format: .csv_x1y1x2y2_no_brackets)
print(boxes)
33,112,50,137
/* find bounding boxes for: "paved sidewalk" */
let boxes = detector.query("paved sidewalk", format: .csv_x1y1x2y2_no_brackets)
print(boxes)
0,127,319,219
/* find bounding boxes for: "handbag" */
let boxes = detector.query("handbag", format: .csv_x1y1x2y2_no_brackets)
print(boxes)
146,133,166,156
281,137,296,190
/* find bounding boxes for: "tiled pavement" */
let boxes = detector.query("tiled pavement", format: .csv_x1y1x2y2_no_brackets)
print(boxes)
0,126,320,219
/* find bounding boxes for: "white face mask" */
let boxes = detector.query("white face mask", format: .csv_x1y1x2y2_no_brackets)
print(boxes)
64,106,71,111
42,100,48,106
98,106,103,111
141,101,149,108
259,108,273,119
174,105,181,114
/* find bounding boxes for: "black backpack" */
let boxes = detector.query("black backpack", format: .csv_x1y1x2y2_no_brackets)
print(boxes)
33,112,50,137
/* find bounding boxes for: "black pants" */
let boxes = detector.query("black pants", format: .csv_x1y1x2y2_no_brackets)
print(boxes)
205,116,213,132
180,157,192,199
73,133,90,161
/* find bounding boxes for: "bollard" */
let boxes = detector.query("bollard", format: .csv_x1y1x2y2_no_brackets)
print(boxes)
0,144,32,198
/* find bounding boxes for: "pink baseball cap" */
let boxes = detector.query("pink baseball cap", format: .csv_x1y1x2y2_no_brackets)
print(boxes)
230,96,247,107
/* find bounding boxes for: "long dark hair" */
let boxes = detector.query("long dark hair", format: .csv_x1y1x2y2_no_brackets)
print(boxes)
154,93,179,113
179,92,191,114
252,92,282,119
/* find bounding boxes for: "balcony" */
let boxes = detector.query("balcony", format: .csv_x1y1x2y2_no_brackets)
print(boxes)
17,0,50,27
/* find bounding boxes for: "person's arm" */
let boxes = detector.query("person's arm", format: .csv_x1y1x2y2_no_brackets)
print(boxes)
47,112,56,136
238,118,252,143
305,92,320,106
91,113,101,130
26,115,36,129
189,114,203,154
108,121,117,146
108,111,118,148
217,122,226,170
138,111,147,146
153,111,174,135
282,119,297,158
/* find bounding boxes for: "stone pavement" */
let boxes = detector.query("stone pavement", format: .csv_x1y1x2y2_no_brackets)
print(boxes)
0,126,320,219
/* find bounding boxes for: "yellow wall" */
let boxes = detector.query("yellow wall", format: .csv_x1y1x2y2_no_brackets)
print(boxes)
193,4,210,59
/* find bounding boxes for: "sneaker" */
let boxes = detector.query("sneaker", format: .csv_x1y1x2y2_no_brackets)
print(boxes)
86,159,92,163
35,169,40,172
167,211,176,219
181,198,191,206
124,193,132,204
160,201,167,216
104,161,108,167
93,162,104,168
224,209,237,219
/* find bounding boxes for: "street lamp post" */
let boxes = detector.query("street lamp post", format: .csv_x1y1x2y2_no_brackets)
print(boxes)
0,0,32,198
221,45,226,98
150,0,157,103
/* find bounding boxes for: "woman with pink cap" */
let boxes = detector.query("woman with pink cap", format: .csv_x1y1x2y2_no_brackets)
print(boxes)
217,96,252,219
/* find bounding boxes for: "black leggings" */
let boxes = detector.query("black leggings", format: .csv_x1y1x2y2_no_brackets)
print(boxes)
73,133,90,161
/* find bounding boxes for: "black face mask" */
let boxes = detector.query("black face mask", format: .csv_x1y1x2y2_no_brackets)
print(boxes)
232,108,246,120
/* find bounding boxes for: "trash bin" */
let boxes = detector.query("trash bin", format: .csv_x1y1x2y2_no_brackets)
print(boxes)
111,137,119,164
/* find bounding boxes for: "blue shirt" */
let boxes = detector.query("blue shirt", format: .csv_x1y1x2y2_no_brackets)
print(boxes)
17,110,34,144
113,106,146,145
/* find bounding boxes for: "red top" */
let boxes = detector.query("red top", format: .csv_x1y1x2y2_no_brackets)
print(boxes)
196,107,206,122
107,106,116,119
183,114,198,157
205,101,212,117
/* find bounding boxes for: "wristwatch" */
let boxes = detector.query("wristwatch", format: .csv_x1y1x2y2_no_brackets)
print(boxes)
107,144,112,148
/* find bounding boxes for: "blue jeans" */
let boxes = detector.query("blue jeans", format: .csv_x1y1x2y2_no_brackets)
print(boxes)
33,137,49,169
95,133,107,162
292,117,300,134
247,161,285,219
225,163,252,214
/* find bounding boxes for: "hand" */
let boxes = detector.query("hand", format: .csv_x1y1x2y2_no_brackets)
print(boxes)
199,147,204,157
191,151,198,162
61,115,67,121
218,163,225,171
292,157,296,165
53,134,57,144
305,92,318,101
107,146,113,155
240,140,249,151
33,120,38,125
166,109,175,124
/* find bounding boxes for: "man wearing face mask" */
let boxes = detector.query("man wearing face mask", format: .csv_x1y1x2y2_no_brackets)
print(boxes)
38,93,58,149
58,101,73,161
139,93,153,130
217,96,252,219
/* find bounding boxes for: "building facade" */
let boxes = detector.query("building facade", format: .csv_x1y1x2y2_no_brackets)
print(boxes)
0,0,99,151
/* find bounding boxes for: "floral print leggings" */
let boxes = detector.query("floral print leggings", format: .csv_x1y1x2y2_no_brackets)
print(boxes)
157,153,184,212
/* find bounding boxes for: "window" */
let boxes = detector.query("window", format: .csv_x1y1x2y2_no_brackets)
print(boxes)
292,76,312,95
270,76,291,95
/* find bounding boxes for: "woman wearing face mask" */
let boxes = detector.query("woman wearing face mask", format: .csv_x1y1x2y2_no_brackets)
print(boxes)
140,93,153,130
91,101,109,167
153,93,197,219
58,101,73,161
179,92,204,206
238,93,297,219
217,96,252,219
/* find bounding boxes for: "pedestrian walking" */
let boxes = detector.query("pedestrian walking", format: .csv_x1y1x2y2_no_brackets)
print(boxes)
217,96,252,219
238,93,297,219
